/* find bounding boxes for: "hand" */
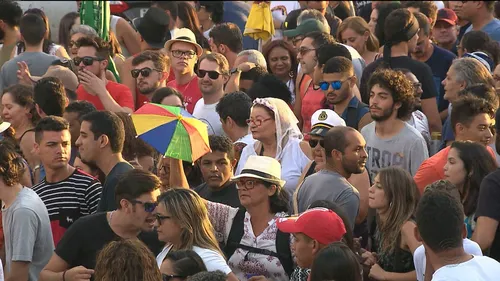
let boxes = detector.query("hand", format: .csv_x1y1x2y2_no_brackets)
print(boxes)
79,69,107,96
369,264,387,281
361,251,377,267
248,275,268,281
17,61,34,86
64,266,94,281
237,62,256,73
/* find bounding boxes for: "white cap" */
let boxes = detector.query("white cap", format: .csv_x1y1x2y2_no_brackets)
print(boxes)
310,109,345,136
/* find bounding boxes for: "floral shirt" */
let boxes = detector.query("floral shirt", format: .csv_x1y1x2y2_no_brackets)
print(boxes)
206,201,289,281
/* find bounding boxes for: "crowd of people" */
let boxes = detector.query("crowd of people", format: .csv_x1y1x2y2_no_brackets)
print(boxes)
2,0,500,281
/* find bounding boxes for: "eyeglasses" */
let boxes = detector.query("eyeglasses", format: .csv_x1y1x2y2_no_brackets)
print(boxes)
246,117,273,127
130,200,157,213
308,139,324,148
163,274,185,281
155,213,170,226
73,56,104,66
318,77,352,91
292,36,305,46
197,69,222,79
236,179,265,190
131,67,163,78
69,40,78,48
298,47,317,56
171,49,196,59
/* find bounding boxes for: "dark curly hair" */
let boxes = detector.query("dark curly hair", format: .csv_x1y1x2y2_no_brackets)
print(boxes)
206,135,235,161
2,84,40,125
367,68,415,119
0,141,26,186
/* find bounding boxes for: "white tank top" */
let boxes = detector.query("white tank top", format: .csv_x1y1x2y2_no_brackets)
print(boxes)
110,15,130,57
236,137,310,198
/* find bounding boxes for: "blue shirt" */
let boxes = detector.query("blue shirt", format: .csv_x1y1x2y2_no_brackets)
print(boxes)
465,18,500,42
441,115,455,149
325,96,369,129
425,44,456,112
223,1,259,51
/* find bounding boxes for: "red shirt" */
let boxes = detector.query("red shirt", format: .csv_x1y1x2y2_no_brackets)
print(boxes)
77,81,134,111
301,80,324,140
167,75,202,114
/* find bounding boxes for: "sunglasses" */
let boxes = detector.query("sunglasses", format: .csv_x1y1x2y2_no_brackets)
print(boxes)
131,67,162,78
197,69,222,80
163,274,185,281
130,200,157,213
292,36,304,46
309,139,324,148
155,213,170,226
318,77,352,91
73,56,104,66
298,47,316,56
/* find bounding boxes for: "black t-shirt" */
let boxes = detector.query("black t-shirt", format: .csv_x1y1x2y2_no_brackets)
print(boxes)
194,181,241,208
55,212,164,271
97,162,134,212
425,44,457,112
476,169,500,261
360,56,438,104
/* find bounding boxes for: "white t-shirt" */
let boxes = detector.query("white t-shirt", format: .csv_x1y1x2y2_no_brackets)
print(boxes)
339,43,366,82
193,98,224,136
414,239,483,281
431,255,500,281
407,110,430,149
156,245,232,275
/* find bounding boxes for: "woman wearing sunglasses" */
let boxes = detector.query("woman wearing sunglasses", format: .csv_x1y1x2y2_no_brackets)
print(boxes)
235,97,312,197
160,250,207,281
154,188,238,281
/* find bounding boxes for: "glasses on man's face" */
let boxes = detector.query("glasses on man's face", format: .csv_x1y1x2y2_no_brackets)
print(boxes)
73,56,104,66
298,47,317,56
292,36,305,46
236,179,264,190
308,139,324,148
130,200,157,213
163,274,185,281
246,117,273,127
197,69,222,79
171,49,196,59
131,67,162,78
155,213,170,226
318,77,352,91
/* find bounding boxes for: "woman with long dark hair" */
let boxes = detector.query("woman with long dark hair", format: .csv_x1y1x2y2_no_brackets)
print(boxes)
262,40,298,102
444,140,497,237
177,1,210,52
58,12,80,54
310,242,362,281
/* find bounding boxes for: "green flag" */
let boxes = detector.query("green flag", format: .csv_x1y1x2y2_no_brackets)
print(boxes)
80,1,120,82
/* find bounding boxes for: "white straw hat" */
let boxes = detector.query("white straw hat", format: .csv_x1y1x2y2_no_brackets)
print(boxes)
232,155,286,187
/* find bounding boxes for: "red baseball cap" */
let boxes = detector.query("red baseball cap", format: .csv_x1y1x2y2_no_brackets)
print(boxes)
276,208,346,245
436,8,458,26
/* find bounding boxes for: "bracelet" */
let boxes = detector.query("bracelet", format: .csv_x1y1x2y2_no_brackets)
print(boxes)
62,270,67,281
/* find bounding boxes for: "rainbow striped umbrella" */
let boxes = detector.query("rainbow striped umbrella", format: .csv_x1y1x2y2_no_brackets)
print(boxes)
131,103,210,162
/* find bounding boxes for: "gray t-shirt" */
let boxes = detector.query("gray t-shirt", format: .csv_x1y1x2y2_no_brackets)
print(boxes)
3,187,54,281
0,51,59,92
361,122,429,179
297,169,360,228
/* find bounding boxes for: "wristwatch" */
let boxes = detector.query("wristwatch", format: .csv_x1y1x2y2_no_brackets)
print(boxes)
230,68,242,75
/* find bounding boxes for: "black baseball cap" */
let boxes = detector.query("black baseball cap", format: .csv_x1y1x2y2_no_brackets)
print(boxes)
135,7,171,49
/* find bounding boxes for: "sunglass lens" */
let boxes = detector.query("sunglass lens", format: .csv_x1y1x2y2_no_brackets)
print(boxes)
208,71,220,79
332,81,342,90
83,57,94,66
197,70,206,78
309,139,318,147
73,57,81,65
144,202,157,213
131,69,139,78
319,82,329,91
140,68,152,77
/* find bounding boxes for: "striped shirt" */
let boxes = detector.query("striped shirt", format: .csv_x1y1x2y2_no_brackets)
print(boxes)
32,169,102,245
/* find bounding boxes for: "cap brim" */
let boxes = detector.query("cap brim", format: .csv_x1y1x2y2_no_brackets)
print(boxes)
309,126,330,137
164,39,203,57
283,29,301,38
436,19,455,26
231,173,286,187
0,122,11,134
276,217,302,234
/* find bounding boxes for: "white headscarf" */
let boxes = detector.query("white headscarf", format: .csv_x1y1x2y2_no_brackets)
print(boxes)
252,98,303,160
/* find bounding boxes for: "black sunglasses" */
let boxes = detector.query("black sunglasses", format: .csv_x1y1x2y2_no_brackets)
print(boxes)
131,67,162,78
309,139,324,148
130,200,157,213
73,56,104,66
163,274,185,281
155,213,170,226
197,69,222,80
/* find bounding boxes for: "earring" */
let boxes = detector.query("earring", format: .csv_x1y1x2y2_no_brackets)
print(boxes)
389,202,393,208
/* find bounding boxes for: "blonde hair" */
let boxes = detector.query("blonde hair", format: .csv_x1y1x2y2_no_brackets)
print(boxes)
337,16,379,52
94,239,161,281
158,188,224,256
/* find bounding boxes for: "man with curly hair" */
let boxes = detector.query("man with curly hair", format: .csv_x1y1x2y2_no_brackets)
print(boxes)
361,68,429,179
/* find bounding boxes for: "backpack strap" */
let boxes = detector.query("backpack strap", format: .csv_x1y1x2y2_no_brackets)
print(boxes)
346,100,368,130
223,208,246,259
276,230,294,276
